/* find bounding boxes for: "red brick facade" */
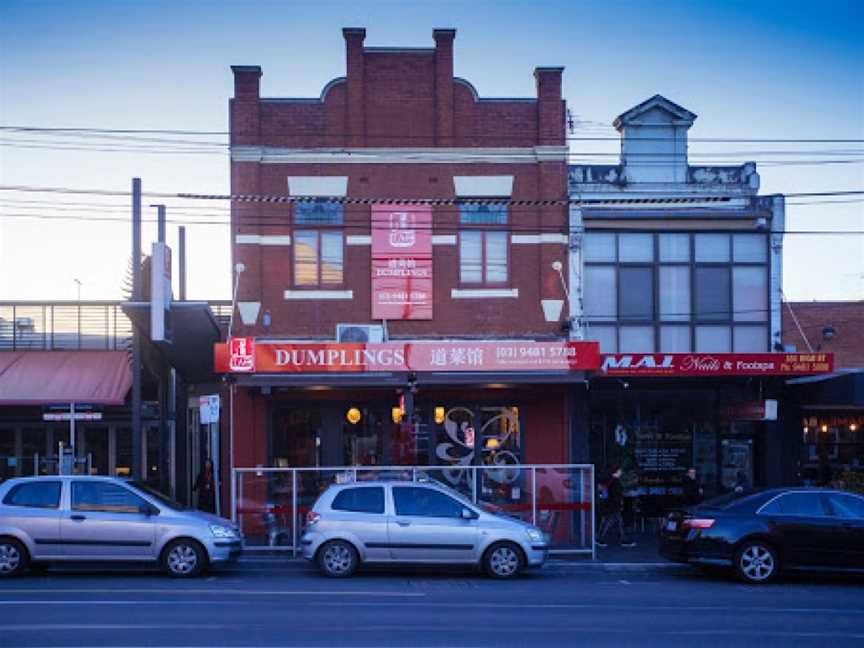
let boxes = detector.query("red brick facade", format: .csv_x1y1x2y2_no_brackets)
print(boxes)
782,301,864,368
229,28,568,340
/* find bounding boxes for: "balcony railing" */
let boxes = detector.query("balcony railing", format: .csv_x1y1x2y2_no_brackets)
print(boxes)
0,301,231,351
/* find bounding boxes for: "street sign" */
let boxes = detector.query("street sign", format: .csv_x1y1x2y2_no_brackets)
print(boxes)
199,394,220,424
43,412,103,421
151,241,173,342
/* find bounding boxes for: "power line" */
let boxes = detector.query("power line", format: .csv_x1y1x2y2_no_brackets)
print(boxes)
3,126,864,144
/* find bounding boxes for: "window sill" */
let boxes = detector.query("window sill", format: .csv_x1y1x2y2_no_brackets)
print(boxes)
451,288,519,299
284,289,354,300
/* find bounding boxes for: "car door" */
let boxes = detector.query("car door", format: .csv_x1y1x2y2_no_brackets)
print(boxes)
759,491,843,567
327,486,390,562
60,481,156,560
0,480,64,560
824,492,864,568
388,486,478,563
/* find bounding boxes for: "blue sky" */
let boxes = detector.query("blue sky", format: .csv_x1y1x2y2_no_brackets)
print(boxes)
0,0,862,300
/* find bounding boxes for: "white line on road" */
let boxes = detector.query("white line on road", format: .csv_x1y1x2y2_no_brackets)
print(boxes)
0,589,425,597
2,600,863,615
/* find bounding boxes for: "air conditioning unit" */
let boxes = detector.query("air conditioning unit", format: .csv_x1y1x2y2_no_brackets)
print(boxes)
336,324,384,343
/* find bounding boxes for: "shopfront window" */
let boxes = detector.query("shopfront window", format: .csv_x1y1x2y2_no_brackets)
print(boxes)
0,428,15,482
583,231,769,353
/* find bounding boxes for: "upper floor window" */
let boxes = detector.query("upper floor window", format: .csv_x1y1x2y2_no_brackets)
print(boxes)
459,204,508,285
583,232,769,353
293,200,343,287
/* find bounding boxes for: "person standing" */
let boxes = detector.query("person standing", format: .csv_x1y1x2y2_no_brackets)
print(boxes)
681,467,704,506
596,466,635,548
193,458,216,513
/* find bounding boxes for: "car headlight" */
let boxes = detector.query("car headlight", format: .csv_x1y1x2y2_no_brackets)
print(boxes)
210,524,238,539
525,528,545,543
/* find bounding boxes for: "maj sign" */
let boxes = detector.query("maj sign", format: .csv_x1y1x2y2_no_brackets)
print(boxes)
600,353,833,376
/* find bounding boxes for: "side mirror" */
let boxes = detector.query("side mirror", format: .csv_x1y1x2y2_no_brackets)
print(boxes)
461,507,478,520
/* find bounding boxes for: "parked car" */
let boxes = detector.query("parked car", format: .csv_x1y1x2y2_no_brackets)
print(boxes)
301,480,549,578
659,488,864,583
0,476,242,577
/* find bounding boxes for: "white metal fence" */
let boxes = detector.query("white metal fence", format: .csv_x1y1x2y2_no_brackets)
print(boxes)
231,464,595,558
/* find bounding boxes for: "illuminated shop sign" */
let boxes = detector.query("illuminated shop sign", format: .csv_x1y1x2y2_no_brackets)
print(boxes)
600,353,833,376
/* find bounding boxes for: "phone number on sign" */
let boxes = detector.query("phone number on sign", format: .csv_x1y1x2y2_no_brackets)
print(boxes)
495,345,577,360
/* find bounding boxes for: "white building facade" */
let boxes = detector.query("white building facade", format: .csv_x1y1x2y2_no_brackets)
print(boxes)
568,95,784,355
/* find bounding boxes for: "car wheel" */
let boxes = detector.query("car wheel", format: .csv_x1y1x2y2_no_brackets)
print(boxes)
317,540,358,578
0,538,28,578
735,541,779,584
162,539,206,578
484,542,524,579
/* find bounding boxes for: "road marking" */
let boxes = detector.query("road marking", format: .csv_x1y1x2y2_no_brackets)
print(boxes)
0,588,425,597
1,600,862,615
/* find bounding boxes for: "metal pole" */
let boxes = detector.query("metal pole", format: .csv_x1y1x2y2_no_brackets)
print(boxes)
291,470,298,558
230,467,237,525
70,402,76,459
531,467,537,527
131,177,143,481
591,464,596,561
178,226,187,301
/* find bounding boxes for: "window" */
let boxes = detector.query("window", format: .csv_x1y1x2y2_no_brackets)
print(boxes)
3,481,61,508
619,267,653,320
293,201,343,287
71,481,146,514
827,493,864,519
659,266,690,322
733,267,767,322
392,487,464,518
459,204,508,285
294,231,343,286
695,267,730,321
584,266,616,320
331,487,385,514
761,492,827,517
583,232,768,352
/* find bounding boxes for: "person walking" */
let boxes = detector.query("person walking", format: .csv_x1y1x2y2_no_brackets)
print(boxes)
681,467,704,506
193,458,216,513
596,466,635,548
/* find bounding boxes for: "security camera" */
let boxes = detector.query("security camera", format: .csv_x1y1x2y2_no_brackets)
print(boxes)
235,263,246,273
551,261,563,272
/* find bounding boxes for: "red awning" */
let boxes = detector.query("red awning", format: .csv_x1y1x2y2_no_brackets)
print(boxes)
0,351,132,406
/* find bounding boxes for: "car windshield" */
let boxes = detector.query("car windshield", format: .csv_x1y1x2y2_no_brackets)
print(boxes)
130,481,186,511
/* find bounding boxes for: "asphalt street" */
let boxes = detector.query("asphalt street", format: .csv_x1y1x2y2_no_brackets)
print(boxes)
1,558,863,648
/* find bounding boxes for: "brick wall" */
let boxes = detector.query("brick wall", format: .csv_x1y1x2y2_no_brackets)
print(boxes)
782,301,864,368
229,28,568,340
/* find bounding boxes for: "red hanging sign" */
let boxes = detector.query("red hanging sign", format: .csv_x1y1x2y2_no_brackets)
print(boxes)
371,205,433,320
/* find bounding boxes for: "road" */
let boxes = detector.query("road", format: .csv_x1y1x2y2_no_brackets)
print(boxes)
1,558,863,647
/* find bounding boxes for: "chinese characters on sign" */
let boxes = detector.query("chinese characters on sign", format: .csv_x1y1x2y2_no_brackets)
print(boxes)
371,205,433,320
215,340,600,373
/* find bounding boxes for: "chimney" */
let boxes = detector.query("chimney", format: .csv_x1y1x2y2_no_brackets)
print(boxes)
230,66,262,141
231,65,262,101
343,28,366,146
534,67,565,146
433,29,456,145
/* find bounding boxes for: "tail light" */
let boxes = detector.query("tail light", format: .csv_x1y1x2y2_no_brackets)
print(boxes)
682,518,715,530
306,511,321,526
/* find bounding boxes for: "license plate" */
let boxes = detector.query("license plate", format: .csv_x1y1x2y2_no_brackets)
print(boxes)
665,520,678,532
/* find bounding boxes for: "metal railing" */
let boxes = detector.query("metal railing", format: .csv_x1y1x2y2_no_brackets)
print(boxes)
231,464,595,558
0,300,231,351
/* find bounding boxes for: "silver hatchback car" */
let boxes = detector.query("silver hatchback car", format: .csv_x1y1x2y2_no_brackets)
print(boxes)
301,480,549,578
0,476,242,577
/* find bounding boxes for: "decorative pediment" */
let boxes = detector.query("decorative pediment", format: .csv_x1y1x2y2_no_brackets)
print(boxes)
613,95,697,130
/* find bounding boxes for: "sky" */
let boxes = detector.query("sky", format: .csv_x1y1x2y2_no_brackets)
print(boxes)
0,0,862,302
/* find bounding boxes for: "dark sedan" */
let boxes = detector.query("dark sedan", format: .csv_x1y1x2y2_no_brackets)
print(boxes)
659,488,864,583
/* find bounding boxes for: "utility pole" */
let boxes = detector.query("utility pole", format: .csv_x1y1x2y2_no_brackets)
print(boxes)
131,178,143,481
150,204,171,494
178,226,187,301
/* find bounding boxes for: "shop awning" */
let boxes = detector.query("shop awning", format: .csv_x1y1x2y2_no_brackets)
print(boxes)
0,351,132,405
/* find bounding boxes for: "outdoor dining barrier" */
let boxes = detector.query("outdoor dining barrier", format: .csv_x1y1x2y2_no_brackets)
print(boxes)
231,464,595,559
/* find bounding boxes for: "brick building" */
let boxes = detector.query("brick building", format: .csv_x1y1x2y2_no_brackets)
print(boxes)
783,300,864,368
223,29,591,520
